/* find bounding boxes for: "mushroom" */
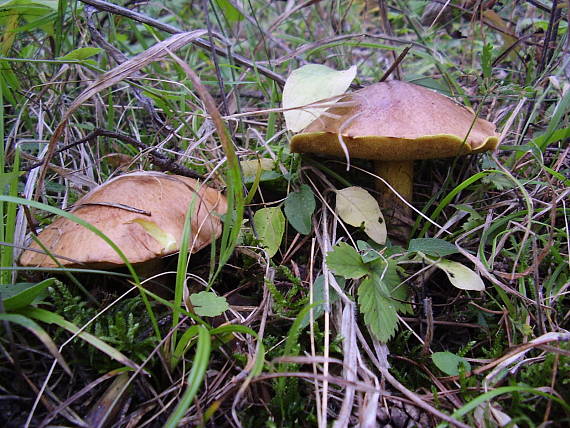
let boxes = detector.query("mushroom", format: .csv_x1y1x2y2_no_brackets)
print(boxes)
20,172,227,269
290,80,498,231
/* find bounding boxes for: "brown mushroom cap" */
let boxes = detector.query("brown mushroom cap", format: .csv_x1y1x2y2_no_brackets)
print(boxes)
19,172,227,268
290,80,499,160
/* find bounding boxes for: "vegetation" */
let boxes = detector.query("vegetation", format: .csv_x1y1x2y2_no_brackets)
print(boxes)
1,0,568,427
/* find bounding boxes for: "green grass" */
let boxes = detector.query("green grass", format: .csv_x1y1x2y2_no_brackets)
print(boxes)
0,0,568,427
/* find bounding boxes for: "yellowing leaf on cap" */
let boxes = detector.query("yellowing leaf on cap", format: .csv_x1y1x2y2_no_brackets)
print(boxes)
335,186,386,245
283,64,357,132
132,219,178,253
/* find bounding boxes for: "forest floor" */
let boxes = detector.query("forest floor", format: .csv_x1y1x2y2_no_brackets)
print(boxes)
0,1,569,427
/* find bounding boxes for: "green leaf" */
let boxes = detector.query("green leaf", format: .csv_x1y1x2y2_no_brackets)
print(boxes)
0,171,20,188
190,291,229,317
482,172,516,190
299,275,344,329
242,170,281,185
253,207,285,257
164,326,211,428
0,2,57,37
171,325,201,369
530,126,570,149
283,64,357,132
357,240,383,263
544,165,570,186
371,260,412,315
284,184,316,235
408,238,459,257
335,187,386,244
326,242,369,279
481,43,493,80
357,275,399,342
438,260,485,291
428,257,485,291
57,47,102,61
443,386,570,427
537,89,570,151
213,0,243,22
432,351,471,376
0,278,54,311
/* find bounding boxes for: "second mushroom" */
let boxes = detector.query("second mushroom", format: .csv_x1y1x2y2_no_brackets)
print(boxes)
290,80,499,232
20,172,227,269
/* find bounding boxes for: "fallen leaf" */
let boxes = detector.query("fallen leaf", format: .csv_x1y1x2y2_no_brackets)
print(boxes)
420,253,485,291
253,207,285,257
283,64,357,132
240,158,274,178
335,186,386,244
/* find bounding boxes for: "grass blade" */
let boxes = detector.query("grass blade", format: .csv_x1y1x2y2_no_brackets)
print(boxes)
164,325,211,427
0,312,71,375
23,307,143,372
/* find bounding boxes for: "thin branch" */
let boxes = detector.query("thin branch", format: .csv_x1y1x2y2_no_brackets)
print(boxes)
379,366,472,428
378,0,402,80
26,129,203,179
379,45,412,82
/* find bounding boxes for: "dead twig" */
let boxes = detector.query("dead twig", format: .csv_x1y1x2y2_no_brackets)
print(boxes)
25,128,204,180
379,45,412,82
378,366,471,428
201,0,229,116
377,0,402,80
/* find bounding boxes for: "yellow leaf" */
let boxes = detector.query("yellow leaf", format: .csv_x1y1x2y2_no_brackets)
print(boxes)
283,64,357,132
131,219,178,252
420,253,485,291
1,14,20,55
335,186,386,244
240,158,273,178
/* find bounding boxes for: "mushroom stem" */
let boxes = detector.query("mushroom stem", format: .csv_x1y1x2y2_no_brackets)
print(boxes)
373,160,414,205
373,160,413,241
